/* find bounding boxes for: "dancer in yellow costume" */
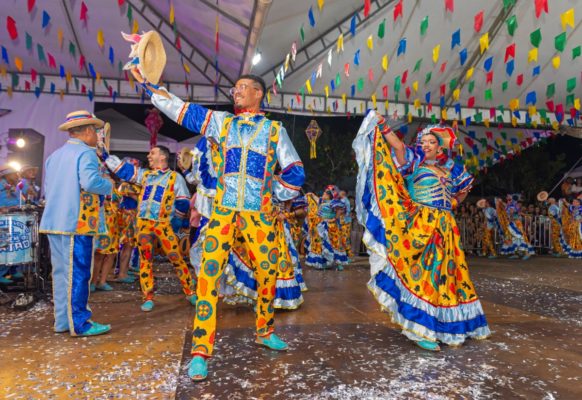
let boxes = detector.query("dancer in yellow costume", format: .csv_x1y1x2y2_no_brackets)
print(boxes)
477,198,498,258
134,70,304,381
560,197,582,258
495,195,534,259
353,112,490,351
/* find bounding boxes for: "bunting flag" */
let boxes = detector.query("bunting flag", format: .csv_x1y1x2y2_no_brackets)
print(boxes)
80,2,88,22
432,44,440,63
474,10,484,32
6,16,18,40
451,29,460,48
42,11,51,29
534,0,548,19
445,0,454,13
336,34,344,52
394,0,403,21
479,32,489,53
97,29,105,49
382,54,388,71
561,8,575,30
506,15,518,36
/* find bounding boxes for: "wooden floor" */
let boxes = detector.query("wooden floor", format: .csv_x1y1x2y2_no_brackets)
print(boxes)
1,256,581,399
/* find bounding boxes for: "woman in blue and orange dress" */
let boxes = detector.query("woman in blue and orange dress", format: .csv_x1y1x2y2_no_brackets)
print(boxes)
353,112,490,351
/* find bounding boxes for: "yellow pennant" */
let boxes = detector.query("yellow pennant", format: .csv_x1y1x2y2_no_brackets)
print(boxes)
170,3,175,24
96,72,101,84
317,0,324,11
528,48,538,63
97,29,104,49
532,120,538,128
342,93,346,104
413,98,420,109
412,81,418,93
552,55,560,69
132,19,139,34
528,105,537,116
324,85,329,97
509,98,519,111
183,62,190,74
551,121,560,130
384,100,389,112
66,71,72,84
574,98,580,110
58,28,64,48
511,117,517,127
337,34,344,53
367,35,373,50
266,90,271,104
284,54,290,72
408,113,412,123
484,118,490,128
371,93,377,108
305,80,312,94
432,44,440,63
561,8,575,30
381,54,388,71
479,33,489,54
441,108,447,120
466,67,474,79
360,102,364,113
14,57,23,72
0,65,6,77
453,88,460,101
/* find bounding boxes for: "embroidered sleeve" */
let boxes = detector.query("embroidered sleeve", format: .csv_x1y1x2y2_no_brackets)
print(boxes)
273,125,305,202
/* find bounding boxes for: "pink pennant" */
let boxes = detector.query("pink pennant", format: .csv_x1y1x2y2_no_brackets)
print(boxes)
402,70,408,84
504,43,515,62
382,85,388,98
440,62,447,73
175,36,181,50
534,0,548,19
80,1,88,22
27,0,36,13
48,52,56,69
405,86,411,99
272,80,277,96
31,68,37,82
440,84,445,96
486,71,493,84
79,54,85,71
118,0,125,6
81,84,87,94
6,16,18,40
393,0,403,21
364,0,371,18
485,131,493,140
468,96,475,107
546,100,555,112
516,74,523,86
444,0,454,13
344,63,350,77
25,81,31,91
368,68,374,82
489,108,496,119
474,10,484,33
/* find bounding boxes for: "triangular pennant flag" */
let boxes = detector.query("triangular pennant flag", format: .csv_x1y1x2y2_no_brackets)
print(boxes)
382,54,388,71
420,16,429,36
451,29,460,49
14,57,23,72
534,0,548,19
336,34,344,52
26,32,33,50
573,46,581,60
414,58,422,72
80,1,88,22
504,43,515,62
97,29,104,49
109,46,114,65
484,56,493,72
479,33,489,53
506,15,517,36
394,0,403,21
344,63,350,77
528,48,538,63
42,10,51,29
397,38,406,56
468,80,475,93
506,59,514,76
432,44,440,63
364,0,371,17
327,49,332,66
354,50,360,65
28,0,36,13
300,25,305,43
552,55,560,69
378,19,386,39
532,65,540,76
350,14,356,36
516,74,523,86
367,35,373,50
7,16,18,40
555,32,566,52
484,88,492,101
474,10,484,32
530,29,542,47
1,46,8,64
368,68,374,82
445,0,454,13
561,8,575,30
459,48,467,65
425,71,432,84
566,77,576,92
308,7,315,27
37,44,46,63
526,91,537,104
57,28,63,49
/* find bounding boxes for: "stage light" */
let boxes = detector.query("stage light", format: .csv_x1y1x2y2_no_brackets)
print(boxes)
252,52,262,66
8,161,22,171
16,138,26,148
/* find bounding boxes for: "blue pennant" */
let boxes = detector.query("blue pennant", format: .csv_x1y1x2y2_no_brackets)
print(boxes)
451,29,461,49
459,48,467,66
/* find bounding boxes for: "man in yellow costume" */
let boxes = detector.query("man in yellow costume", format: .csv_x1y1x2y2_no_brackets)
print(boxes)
133,69,305,381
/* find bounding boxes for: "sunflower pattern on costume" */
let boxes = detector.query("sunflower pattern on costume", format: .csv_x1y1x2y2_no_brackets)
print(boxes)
96,188,122,254
304,194,326,268
560,201,582,258
118,182,141,247
495,199,535,256
353,112,490,345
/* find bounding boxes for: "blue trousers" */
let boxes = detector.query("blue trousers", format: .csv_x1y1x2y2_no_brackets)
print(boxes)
47,234,95,335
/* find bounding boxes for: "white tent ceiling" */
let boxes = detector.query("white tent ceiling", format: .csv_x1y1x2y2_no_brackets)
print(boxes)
0,0,580,127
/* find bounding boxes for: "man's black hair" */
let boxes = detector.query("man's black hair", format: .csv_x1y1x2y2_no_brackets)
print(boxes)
153,145,171,163
237,74,266,102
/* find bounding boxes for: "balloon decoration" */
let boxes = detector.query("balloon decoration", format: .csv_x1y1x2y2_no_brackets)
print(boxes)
145,108,163,147
305,119,322,159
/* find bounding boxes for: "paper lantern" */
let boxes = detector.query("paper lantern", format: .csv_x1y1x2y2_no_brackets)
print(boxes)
305,119,322,159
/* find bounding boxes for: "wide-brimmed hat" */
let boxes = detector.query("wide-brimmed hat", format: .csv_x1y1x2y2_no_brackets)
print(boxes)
122,31,166,85
58,110,104,131
417,125,457,150
0,164,18,178
536,191,549,202
476,198,487,209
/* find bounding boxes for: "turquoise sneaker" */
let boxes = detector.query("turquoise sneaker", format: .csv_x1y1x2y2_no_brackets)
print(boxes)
10,271,24,279
522,254,531,260
187,294,197,306
96,283,114,291
415,340,440,351
0,276,13,284
256,333,289,351
509,255,519,259
116,276,136,283
78,321,111,337
487,255,497,259
90,283,96,292
141,300,154,312
188,356,208,381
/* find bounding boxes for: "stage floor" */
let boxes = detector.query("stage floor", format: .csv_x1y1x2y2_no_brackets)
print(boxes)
1,256,581,399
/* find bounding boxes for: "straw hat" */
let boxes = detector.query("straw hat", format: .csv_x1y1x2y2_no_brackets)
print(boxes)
58,110,104,131
536,191,549,202
476,199,487,209
100,122,111,151
0,164,18,178
122,31,166,85
178,147,194,171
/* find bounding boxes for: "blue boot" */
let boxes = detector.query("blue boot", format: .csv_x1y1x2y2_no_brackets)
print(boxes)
415,340,441,351
188,356,208,381
256,333,289,351
141,300,154,312
77,321,111,337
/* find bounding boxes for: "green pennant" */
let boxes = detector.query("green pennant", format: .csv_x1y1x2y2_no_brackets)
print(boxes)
539,109,547,119
300,25,305,43
299,87,304,96
26,32,33,50
546,83,555,97
74,77,79,91
69,41,76,57
502,81,508,92
567,77,576,92
468,80,475,93
566,94,574,106
484,88,492,101
378,19,386,39
414,58,422,72
555,32,566,53
530,29,542,48
103,79,109,90
475,113,483,123
506,15,517,36
357,77,364,91
127,4,132,21
118,61,123,75
394,75,401,93
425,71,432,84
573,46,581,60
417,109,423,118
11,72,19,87
39,75,46,91
449,78,457,91
420,16,429,36
404,103,409,115
37,44,46,63
503,0,516,11
431,114,437,124
335,72,341,87
500,145,507,153
500,131,507,140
